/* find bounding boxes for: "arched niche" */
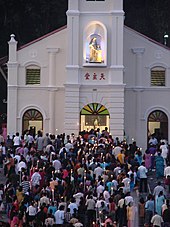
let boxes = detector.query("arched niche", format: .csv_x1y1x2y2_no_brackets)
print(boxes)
83,21,107,67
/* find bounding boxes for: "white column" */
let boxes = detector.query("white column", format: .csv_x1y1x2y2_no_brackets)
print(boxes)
47,48,59,134
109,11,124,85
66,3,80,68
132,48,145,144
7,34,18,135
64,84,80,136
47,48,60,86
132,48,145,86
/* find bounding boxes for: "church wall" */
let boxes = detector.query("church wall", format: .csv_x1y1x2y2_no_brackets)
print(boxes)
17,28,67,87
124,27,170,149
7,28,67,135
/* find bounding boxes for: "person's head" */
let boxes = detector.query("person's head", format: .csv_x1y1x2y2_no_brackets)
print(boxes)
71,197,76,203
147,194,153,200
158,191,163,197
16,132,19,136
101,201,105,207
67,207,70,212
128,201,133,207
59,205,65,211
139,197,145,204
157,151,161,156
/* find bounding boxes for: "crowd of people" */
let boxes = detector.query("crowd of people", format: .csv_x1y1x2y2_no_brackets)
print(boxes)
0,128,170,227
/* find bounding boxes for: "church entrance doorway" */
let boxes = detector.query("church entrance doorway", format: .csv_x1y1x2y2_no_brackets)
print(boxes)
80,103,110,132
22,109,43,137
147,110,168,143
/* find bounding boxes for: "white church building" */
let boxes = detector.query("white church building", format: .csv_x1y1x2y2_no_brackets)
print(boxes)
7,0,170,150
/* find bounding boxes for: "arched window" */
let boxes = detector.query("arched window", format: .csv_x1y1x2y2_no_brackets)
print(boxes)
23,109,43,135
80,103,110,131
26,65,40,85
148,110,168,141
151,66,165,86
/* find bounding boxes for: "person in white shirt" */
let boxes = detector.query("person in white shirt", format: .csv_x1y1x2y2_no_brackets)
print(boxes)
39,193,50,206
94,164,103,180
153,182,165,198
73,191,84,206
97,182,105,198
96,197,107,209
27,202,37,225
13,132,21,148
164,165,170,178
122,174,131,194
114,165,121,177
65,140,74,151
138,162,148,193
68,198,78,216
14,153,21,174
53,158,62,171
125,192,134,206
151,213,163,227
31,169,42,187
112,145,122,159
160,142,168,166
18,159,27,172
164,165,170,192
149,135,158,146
103,187,110,204
54,205,65,225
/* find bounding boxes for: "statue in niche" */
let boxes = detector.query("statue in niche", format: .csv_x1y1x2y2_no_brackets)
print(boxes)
89,37,102,63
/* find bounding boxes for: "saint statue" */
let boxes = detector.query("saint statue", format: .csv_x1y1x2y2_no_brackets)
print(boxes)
89,37,102,63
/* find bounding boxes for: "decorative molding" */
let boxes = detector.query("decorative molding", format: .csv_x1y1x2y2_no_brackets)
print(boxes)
80,11,124,16
8,34,17,44
146,62,169,70
110,65,124,70
7,62,18,67
8,85,60,91
131,48,145,55
64,84,81,89
66,10,80,16
66,65,80,69
154,50,163,59
143,106,170,121
126,86,170,91
29,50,38,58
110,10,125,16
80,84,126,89
47,48,60,53
83,63,107,68
23,60,41,67
17,105,48,120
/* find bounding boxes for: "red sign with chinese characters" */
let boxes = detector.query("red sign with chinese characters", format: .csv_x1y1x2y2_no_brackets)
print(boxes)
84,72,106,80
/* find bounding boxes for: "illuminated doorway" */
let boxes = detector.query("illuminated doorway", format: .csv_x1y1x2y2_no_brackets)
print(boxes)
22,109,43,136
148,110,168,141
80,103,110,132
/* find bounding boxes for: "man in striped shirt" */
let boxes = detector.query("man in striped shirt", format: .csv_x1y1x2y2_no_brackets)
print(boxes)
21,176,30,194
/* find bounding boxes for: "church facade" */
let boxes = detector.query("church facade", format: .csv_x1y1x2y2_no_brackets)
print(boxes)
7,0,170,150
